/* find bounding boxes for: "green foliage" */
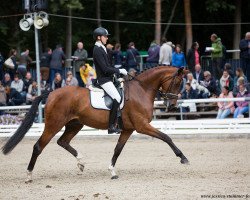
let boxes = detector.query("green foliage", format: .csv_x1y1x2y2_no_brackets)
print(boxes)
205,0,235,12
50,0,83,12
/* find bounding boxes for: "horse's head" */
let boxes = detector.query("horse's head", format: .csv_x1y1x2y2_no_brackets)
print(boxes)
160,67,189,108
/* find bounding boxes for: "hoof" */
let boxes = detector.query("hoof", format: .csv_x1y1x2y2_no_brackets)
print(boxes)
77,163,85,172
25,179,33,184
111,175,119,179
181,158,190,165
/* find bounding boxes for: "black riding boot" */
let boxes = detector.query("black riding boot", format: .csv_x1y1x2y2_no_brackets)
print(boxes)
108,100,122,134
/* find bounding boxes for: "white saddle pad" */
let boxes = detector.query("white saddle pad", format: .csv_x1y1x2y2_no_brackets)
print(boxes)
89,85,125,110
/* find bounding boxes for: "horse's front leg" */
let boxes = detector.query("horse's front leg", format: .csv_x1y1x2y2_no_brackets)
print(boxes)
109,130,133,179
136,122,189,164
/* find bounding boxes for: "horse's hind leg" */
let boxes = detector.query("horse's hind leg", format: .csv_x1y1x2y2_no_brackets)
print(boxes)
137,123,189,164
109,130,132,179
57,119,84,171
26,123,64,183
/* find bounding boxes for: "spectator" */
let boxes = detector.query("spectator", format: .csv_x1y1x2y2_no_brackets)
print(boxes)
179,83,198,114
216,86,235,119
233,77,250,97
239,32,250,81
26,81,38,104
17,49,32,78
126,42,140,72
192,64,204,83
219,69,233,92
187,42,200,72
80,63,97,88
200,71,218,97
179,76,187,95
224,63,234,79
234,84,250,118
10,74,24,93
233,68,247,87
112,43,124,69
73,42,88,87
65,77,72,86
187,73,210,98
159,37,172,66
6,49,18,80
172,44,186,68
23,72,33,93
66,71,78,86
128,68,137,77
210,33,223,80
52,73,65,90
40,47,52,83
50,44,66,84
0,80,7,106
0,52,4,80
106,43,114,65
146,40,160,68
2,73,11,87
8,88,25,106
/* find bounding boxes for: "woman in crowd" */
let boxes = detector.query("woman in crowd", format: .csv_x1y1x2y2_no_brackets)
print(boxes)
52,73,65,90
172,44,186,68
233,68,247,87
219,69,233,92
80,63,96,88
186,42,200,72
216,86,235,119
112,43,124,69
26,81,38,104
66,71,78,86
234,84,250,118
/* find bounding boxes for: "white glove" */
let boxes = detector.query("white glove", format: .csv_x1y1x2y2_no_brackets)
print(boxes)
119,69,128,76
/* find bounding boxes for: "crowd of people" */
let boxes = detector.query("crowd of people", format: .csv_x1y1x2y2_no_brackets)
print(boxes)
0,31,249,119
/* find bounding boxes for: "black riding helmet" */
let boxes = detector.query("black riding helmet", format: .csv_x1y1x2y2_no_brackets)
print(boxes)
93,27,110,40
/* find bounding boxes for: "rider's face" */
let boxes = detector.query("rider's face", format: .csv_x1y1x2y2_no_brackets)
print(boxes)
101,35,108,44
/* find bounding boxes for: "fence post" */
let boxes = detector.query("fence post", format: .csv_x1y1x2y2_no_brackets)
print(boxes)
180,103,183,120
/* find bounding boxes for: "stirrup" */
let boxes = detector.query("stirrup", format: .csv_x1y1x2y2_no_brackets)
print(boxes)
108,126,122,134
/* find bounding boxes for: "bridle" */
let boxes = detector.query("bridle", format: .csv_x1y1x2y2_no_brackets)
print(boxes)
127,70,182,100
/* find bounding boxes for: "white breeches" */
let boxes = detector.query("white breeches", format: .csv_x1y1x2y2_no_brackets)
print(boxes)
101,81,121,103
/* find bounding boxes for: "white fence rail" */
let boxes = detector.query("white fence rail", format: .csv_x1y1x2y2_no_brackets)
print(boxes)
0,119,249,138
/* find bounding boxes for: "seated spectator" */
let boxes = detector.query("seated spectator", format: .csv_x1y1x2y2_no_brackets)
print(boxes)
179,83,198,113
219,69,233,92
0,80,7,106
200,71,219,97
216,86,235,119
65,77,72,86
80,63,96,88
233,77,250,96
128,68,137,77
187,73,210,98
8,88,25,106
23,72,33,93
233,68,247,87
11,74,24,93
234,84,250,118
2,73,12,87
66,71,78,86
172,44,186,68
52,73,65,90
192,64,204,83
179,76,187,95
26,81,38,104
145,40,160,68
224,63,234,79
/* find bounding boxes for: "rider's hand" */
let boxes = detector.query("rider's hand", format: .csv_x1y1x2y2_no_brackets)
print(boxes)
119,69,128,76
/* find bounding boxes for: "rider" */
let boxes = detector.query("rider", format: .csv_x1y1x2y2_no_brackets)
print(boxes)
93,27,128,134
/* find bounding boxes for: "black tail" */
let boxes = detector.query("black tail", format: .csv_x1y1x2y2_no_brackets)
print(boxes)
2,90,50,155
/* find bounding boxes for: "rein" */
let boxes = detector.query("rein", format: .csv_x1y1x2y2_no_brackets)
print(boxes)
127,71,181,100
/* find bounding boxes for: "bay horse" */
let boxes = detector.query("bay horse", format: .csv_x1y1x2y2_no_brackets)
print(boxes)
2,66,189,182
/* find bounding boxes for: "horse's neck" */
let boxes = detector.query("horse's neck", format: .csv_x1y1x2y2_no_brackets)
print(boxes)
136,69,164,101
